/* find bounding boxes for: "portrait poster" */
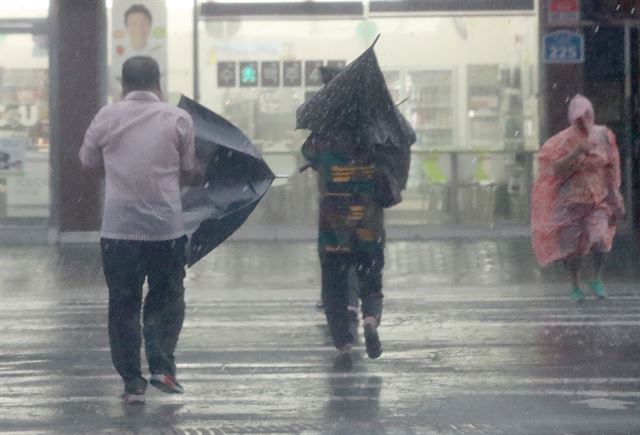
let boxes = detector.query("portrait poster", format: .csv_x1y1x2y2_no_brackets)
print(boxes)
111,0,167,99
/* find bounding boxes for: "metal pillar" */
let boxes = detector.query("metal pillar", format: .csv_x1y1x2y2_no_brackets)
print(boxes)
49,0,107,237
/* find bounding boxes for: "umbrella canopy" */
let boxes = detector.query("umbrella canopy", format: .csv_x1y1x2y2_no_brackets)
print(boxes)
179,95,275,266
319,66,343,85
297,36,415,150
296,36,416,188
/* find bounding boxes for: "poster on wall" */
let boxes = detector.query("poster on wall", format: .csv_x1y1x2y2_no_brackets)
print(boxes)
111,0,167,99
0,135,26,175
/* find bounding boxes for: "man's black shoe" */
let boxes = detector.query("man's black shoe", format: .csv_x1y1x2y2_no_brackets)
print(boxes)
333,352,353,371
122,376,147,404
364,323,382,359
150,374,184,394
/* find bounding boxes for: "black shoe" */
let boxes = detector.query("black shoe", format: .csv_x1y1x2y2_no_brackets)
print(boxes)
364,323,382,359
150,374,184,394
122,377,147,404
333,352,353,372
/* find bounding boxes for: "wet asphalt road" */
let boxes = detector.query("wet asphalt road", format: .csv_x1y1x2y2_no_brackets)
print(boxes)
1,239,640,434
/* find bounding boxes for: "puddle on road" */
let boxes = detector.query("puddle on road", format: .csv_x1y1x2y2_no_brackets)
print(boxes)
572,398,636,410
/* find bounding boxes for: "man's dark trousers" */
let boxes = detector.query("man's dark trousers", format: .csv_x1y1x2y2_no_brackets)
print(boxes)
321,248,384,349
101,236,187,383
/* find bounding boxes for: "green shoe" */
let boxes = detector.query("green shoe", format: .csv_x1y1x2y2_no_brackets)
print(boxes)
570,287,585,302
590,279,607,299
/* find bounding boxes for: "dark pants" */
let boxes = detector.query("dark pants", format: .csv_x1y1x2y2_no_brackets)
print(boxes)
101,236,187,383
321,249,384,349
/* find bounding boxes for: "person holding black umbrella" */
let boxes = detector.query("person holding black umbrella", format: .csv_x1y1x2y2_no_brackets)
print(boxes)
79,56,196,403
301,63,411,370
298,40,415,370
302,127,387,370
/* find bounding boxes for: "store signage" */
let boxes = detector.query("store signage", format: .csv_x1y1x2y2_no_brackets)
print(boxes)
217,62,236,87
216,60,347,88
261,61,280,87
201,2,364,16
305,60,324,87
283,61,302,87
369,0,534,12
544,30,584,64
0,104,39,128
239,61,259,87
548,0,580,26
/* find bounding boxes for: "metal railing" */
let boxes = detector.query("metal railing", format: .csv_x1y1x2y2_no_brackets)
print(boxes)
253,148,537,227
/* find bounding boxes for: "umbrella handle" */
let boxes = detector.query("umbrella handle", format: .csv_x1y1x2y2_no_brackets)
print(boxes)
298,163,311,173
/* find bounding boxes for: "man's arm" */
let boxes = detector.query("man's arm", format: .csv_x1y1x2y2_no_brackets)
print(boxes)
79,110,107,169
180,168,202,186
552,139,590,177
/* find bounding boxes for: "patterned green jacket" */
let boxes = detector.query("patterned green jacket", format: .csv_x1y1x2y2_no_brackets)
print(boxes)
302,134,385,255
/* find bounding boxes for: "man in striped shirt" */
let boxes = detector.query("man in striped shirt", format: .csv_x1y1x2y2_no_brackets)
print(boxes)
79,56,196,404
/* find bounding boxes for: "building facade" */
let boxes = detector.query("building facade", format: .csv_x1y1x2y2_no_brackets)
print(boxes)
0,0,637,243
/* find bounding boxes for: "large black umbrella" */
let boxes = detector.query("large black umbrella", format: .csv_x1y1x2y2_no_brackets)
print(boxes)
296,36,416,188
178,95,275,266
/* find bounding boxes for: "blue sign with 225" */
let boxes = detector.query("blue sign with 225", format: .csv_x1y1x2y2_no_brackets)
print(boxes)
544,30,584,64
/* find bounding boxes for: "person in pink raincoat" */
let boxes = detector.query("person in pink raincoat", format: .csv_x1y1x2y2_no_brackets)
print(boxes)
531,94,625,301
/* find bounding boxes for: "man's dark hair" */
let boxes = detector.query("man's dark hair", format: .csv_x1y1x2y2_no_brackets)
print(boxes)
124,4,152,26
122,56,160,91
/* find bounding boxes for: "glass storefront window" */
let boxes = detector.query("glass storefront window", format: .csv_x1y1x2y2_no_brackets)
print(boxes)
0,33,50,220
0,0,48,19
0,0,540,238
196,11,539,226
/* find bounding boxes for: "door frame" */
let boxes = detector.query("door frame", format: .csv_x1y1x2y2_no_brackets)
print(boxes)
578,20,639,235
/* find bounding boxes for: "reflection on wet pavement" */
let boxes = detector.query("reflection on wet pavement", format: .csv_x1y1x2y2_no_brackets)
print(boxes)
0,239,639,434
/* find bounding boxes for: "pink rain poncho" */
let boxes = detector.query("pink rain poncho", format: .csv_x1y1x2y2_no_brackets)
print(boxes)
531,95,625,266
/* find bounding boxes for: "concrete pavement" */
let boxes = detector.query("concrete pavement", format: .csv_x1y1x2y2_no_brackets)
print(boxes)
1,239,640,434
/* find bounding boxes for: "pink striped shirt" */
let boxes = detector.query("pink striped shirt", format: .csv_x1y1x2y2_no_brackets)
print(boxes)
79,91,196,241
